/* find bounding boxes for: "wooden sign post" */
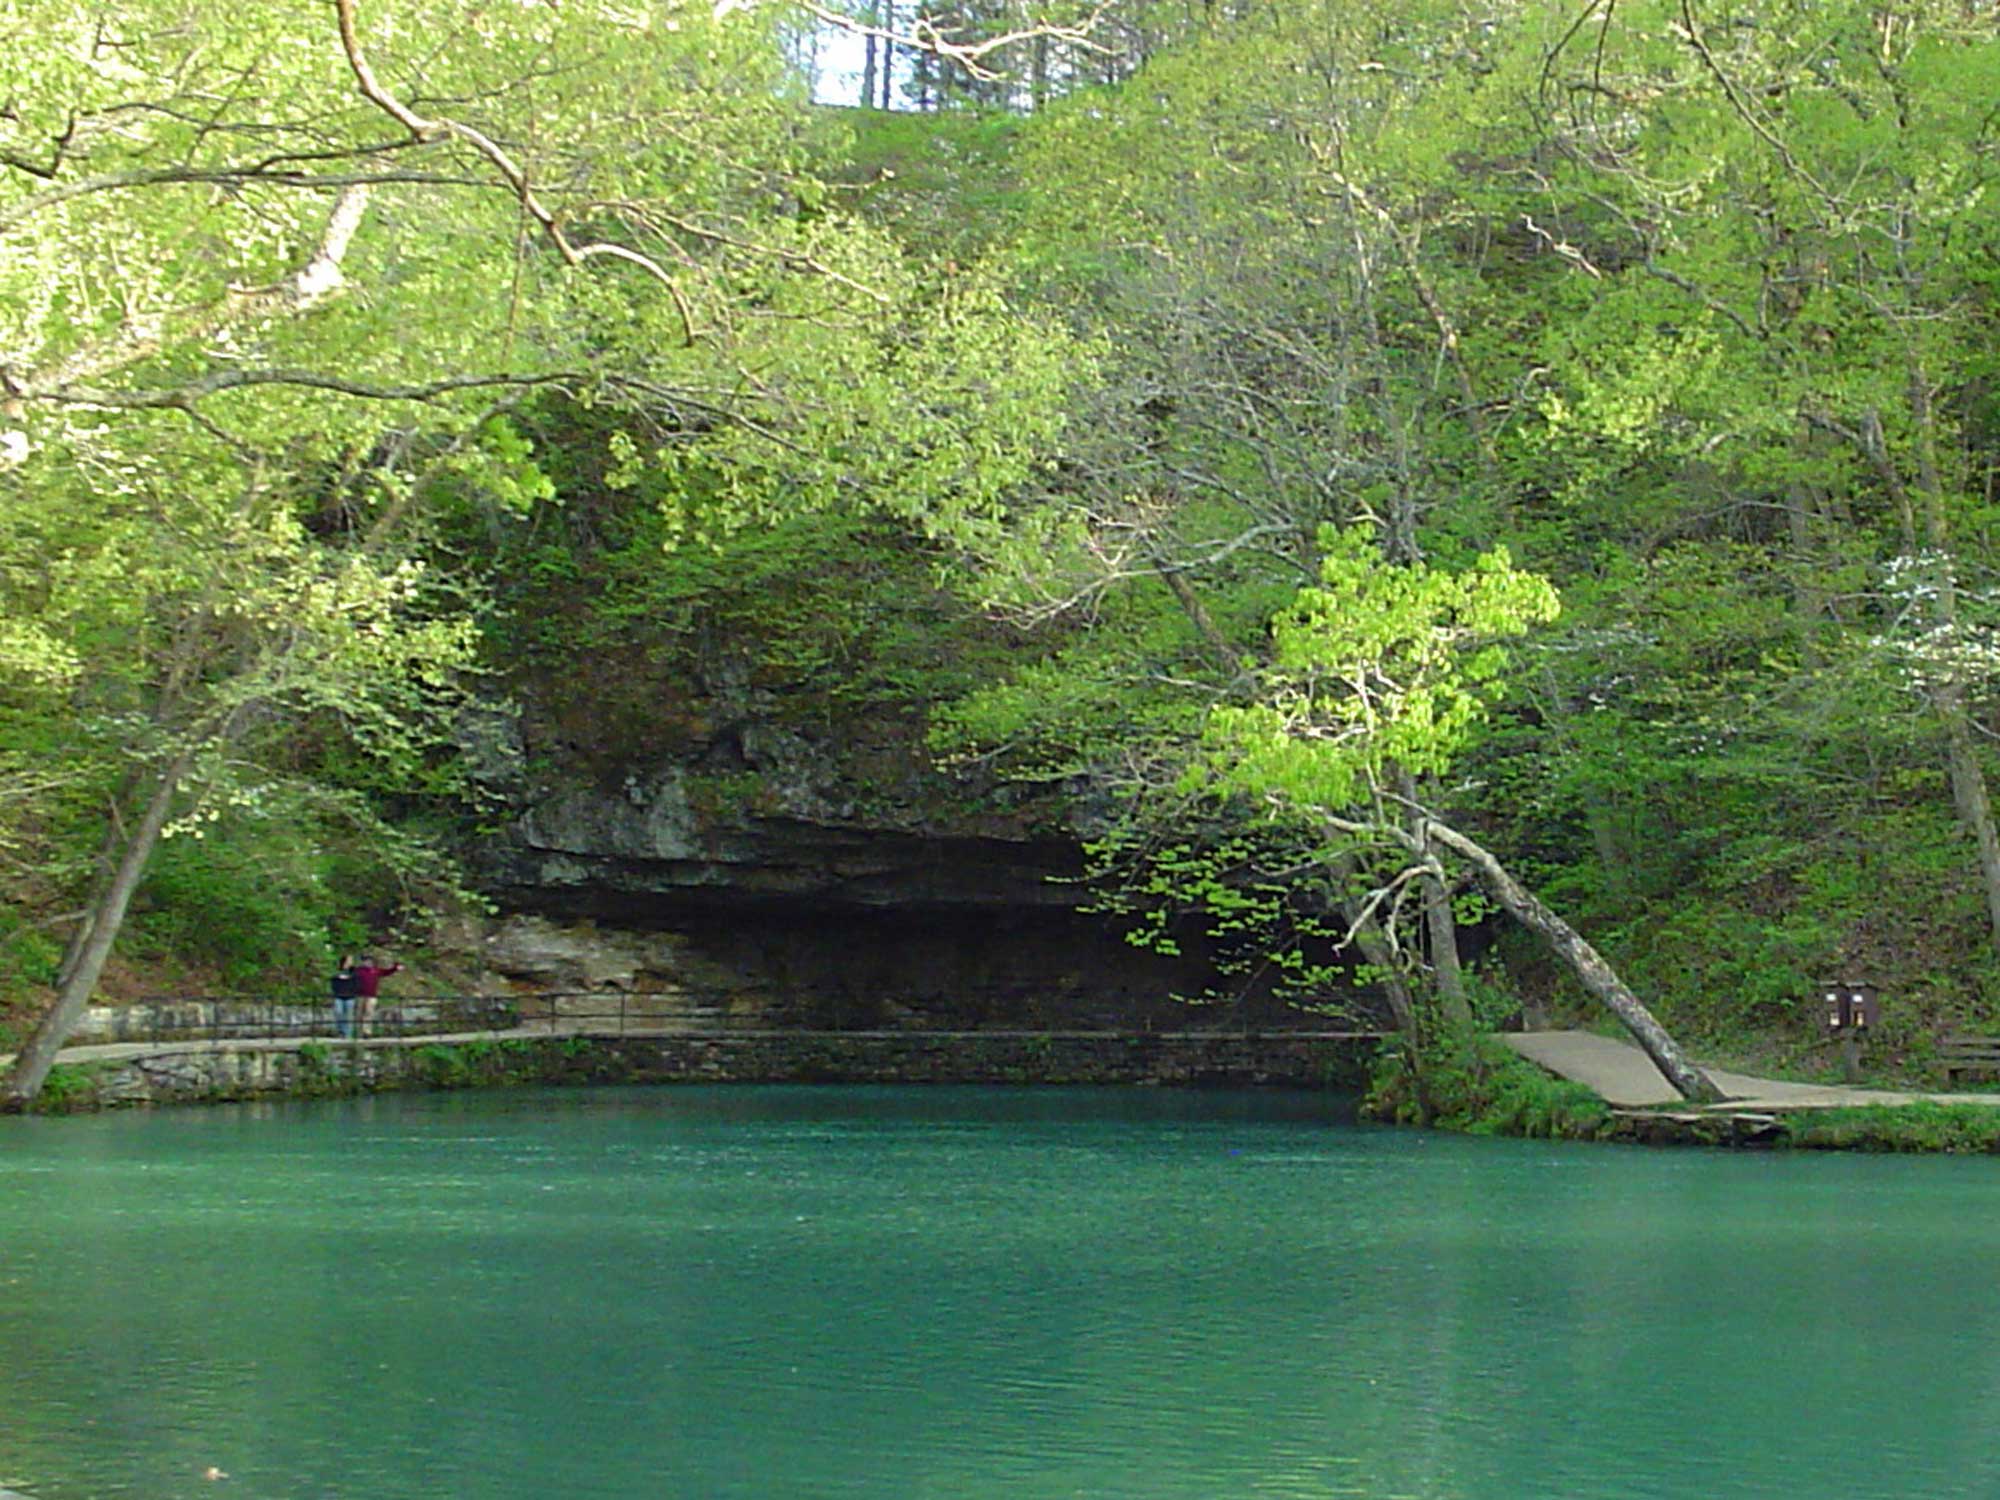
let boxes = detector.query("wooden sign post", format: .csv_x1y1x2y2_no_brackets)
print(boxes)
1821,981,1881,1084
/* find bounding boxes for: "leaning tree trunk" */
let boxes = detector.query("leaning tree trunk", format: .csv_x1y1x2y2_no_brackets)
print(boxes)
1423,818,1722,1104
2,752,190,1109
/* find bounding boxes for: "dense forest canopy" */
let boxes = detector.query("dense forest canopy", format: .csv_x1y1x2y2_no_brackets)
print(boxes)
5,0,2000,1101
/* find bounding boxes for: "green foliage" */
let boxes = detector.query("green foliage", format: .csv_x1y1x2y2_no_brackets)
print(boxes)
30,1063,100,1115
412,1037,537,1090
649,272,1096,554
0,914,62,999
475,468,1044,821
1195,526,1560,814
834,107,1029,252
1784,1103,2000,1154
15,0,2000,1092
928,571,1253,782
492,490,1015,705
1078,822,1376,1018
411,1043,476,1090
1,0,1107,1061
112,777,465,993
1364,1032,1612,1141
128,820,340,990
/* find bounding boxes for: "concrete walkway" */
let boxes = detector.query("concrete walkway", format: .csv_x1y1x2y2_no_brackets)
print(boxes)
1505,1030,2000,1111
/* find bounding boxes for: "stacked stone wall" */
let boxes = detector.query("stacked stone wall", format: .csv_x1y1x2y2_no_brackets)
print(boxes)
42,1032,1379,1109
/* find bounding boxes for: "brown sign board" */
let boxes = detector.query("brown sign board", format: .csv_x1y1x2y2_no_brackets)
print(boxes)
1821,982,1881,1032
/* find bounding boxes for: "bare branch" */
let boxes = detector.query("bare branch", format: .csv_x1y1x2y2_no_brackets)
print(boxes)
1641,261,1756,339
1677,0,1843,221
783,0,1112,82
334,0,699,344
8,186,372,406
0,164,491,234
1520,213,1603,278
41,366,581,410
1313,164,1495,470
623,205,889,306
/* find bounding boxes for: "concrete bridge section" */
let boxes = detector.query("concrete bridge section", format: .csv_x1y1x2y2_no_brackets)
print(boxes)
1505,1030,2000,1111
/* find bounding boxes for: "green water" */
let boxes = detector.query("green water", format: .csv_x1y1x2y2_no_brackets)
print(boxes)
4,1088,2000,1500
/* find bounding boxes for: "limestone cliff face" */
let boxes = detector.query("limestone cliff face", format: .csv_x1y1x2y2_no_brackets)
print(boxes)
469,686,1228,1030
500,763,1082,915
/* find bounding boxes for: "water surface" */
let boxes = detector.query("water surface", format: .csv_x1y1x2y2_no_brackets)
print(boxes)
3,1086,1999,1499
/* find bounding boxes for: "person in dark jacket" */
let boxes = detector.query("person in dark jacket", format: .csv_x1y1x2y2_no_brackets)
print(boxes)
330,956,360,1038
353,956,402,1038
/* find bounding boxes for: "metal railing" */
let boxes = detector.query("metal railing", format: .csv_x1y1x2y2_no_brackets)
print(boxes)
84,994,526,1047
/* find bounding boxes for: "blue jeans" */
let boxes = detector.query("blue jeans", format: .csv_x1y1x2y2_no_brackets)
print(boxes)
333,996,356,1038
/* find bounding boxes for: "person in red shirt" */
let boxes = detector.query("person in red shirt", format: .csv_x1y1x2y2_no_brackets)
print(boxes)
352,957,401,1038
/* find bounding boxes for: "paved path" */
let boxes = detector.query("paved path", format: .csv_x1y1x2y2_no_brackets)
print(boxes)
1506,1030,2000,1111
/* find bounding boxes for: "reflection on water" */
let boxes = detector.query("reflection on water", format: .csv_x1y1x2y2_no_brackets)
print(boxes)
4,1086,2000,1499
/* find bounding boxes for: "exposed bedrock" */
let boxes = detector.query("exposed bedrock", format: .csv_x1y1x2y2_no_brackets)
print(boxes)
499,763,1084,912
472,907,1249,1033
474,736,1279,1030
467,631,1353,1031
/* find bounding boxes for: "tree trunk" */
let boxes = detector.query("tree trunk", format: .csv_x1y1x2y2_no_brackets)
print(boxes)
1401,772,1469,1026
1944,708,2000,954
1348,912,1419,1041
52,767,152,988
879,3,896,109
1331,853,1417,1040
1421,867,1469,1022
2,752,191,1109
1904,359,2000,958
1812,396,2000,953
1782,424,1828,661
1423,818,1722,1104
1152,556,1249,684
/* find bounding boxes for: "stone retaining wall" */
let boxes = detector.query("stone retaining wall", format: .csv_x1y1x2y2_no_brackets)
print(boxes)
46,1031,1380,1109
68,997,522,1045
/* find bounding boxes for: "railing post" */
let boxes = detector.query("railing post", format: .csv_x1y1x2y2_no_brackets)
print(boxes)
620,990,628,1038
